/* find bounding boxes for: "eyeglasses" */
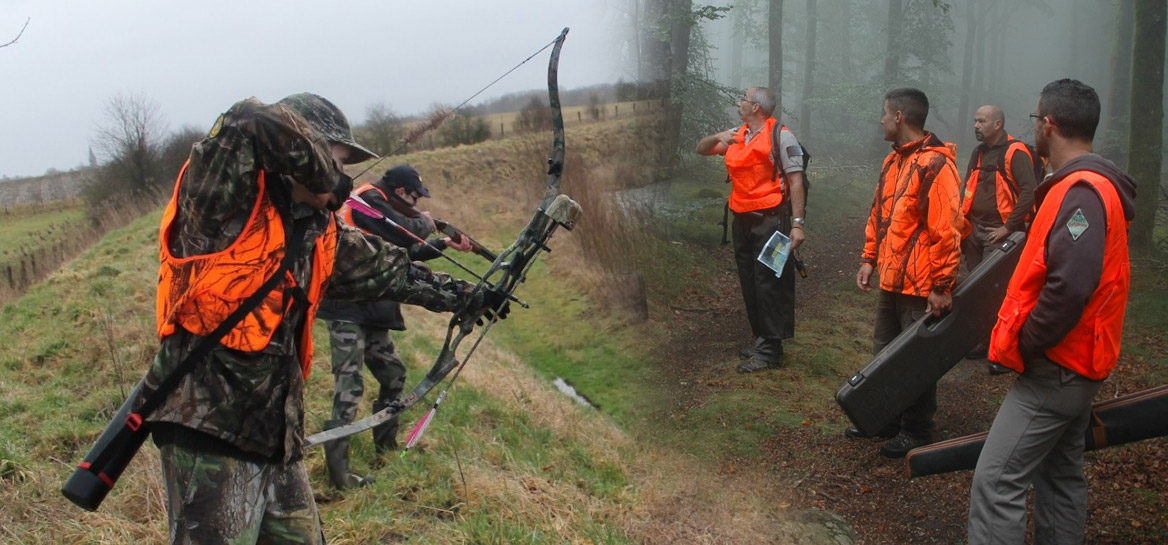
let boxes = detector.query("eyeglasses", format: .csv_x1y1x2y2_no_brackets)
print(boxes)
1030,113,1060,126
738,98,758,106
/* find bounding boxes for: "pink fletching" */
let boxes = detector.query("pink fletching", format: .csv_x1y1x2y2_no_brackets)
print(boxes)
404,408,436,450
346,196,384,219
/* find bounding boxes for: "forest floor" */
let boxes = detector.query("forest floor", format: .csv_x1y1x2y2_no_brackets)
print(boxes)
647,208,1168,544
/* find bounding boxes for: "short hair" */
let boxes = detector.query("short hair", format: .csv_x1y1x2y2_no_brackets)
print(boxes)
884,88,929,129
748,87,777,116
1039,79,1100,141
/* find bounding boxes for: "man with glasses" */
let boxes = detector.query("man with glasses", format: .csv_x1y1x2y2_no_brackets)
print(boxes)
968,79,1136,545
696,86,807,373
316,164,473,489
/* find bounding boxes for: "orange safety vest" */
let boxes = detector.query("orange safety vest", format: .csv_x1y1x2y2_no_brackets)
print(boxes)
725,118,786,213
988,171,1130,379
339,183,390,235
961,137,1033,233
156,161,337,377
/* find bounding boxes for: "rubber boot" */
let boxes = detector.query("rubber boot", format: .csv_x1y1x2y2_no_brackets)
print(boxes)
371,400,400,455
323,420,373,490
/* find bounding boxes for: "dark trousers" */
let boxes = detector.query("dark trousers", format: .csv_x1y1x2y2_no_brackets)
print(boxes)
960,222,997,273
732,207,795,358
873,290,937,438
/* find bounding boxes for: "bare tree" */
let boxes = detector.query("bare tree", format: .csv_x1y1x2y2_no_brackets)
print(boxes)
93,93,166,192
0,18,29,49
799,0,818,140
357,102,405,156
83,93,168,208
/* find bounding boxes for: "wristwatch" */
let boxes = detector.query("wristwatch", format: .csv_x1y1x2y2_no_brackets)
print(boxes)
792,217,805,225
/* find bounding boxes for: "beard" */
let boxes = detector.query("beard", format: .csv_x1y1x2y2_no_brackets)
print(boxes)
974,129,984,142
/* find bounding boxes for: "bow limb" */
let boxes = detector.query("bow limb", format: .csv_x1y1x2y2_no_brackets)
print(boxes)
304,28,578,450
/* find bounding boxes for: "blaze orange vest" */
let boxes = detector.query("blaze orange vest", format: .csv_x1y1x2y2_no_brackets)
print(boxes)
988,171,1130,379
961,137,1033,230
156,162,337,377
725,118,786,213
339,183,390,235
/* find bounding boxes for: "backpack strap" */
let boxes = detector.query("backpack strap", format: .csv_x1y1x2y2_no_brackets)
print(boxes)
997,139,1030,197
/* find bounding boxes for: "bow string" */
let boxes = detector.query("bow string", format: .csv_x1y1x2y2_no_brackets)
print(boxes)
306,27,580,449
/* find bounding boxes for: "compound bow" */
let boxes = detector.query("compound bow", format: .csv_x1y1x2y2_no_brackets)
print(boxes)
306,27,579,449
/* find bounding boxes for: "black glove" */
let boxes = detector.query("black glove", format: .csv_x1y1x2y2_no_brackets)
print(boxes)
474,289,511,326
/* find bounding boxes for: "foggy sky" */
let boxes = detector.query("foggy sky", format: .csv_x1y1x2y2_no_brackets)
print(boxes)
0,1,632,178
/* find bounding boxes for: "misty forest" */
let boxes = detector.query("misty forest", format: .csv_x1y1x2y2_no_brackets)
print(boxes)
641,0,1165,251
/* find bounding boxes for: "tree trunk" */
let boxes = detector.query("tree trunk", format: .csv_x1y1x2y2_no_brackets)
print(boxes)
662,0,693,159
1127,0,1165,252
884,0,903,85
769,0,785,116
640,0,672,100
730,0,746,90
799,0,818,139
838,0,853,135
1104,0,1136,163
957,0,978,151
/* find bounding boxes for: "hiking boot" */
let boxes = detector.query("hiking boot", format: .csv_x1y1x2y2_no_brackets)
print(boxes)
878,432,933,459
844,422,900,440
737,356,780,373
323,420,375,491
738,337,765,359
988,362,1012,375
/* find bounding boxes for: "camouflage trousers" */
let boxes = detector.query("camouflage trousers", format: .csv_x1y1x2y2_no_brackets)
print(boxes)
326,320,407,450
160,443,324,545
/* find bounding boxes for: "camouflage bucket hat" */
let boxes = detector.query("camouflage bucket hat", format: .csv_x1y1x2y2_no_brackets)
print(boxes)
277,92,378,165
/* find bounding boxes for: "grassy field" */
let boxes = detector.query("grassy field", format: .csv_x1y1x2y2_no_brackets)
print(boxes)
480,99,664,140
0,200,86,257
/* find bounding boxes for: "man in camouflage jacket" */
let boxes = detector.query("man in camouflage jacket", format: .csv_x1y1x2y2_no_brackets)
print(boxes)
135,93,495,544
315,164,474,489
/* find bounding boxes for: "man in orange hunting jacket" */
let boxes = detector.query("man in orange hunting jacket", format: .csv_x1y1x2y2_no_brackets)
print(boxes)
849,88,962,459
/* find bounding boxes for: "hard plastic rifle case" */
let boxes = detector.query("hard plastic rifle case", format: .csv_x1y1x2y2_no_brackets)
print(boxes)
835,231,1026,436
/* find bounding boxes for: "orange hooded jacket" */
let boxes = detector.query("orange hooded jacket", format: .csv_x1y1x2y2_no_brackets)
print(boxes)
862,132,962,296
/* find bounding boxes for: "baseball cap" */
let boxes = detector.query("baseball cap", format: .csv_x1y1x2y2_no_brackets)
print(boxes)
276,92,378,165
379,165,430,198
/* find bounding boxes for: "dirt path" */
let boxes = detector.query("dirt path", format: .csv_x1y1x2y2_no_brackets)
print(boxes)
649,211,1168,544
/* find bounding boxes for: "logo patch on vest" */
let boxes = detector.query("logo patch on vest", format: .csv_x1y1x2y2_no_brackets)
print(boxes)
1066,208,1089,241
208,114,224,138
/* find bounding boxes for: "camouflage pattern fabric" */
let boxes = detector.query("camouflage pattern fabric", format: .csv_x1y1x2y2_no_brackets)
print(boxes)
160,443,324,545
326,320,405,451
137,96,476,463
276,93,376,165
